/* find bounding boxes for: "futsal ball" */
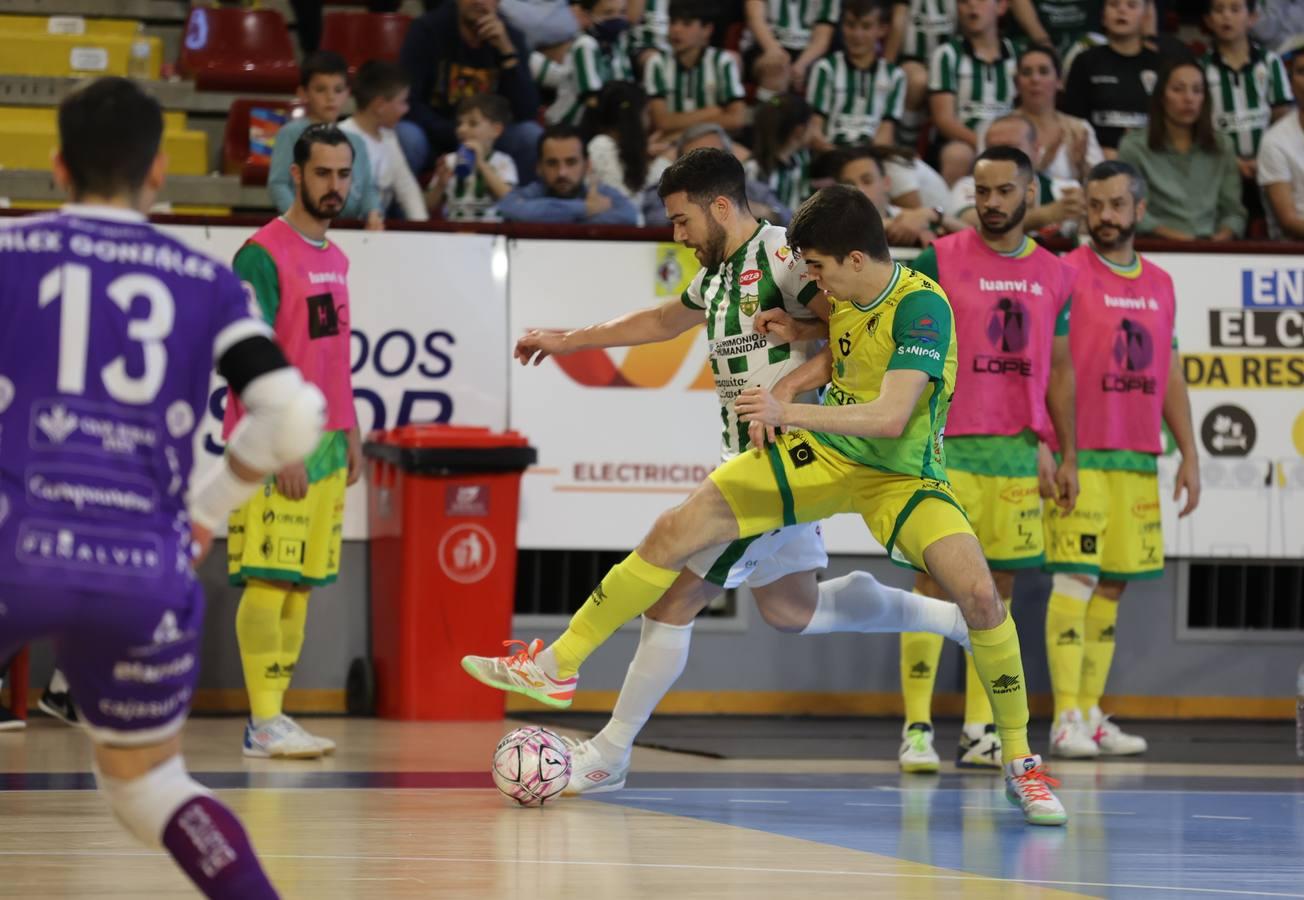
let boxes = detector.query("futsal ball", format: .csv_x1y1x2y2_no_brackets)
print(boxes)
492,726,571,807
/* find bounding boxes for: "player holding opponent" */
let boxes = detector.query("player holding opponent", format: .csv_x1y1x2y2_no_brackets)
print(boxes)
500,148,972,793
894,145,1080,772
224,125,364,760
467,184,1068,825
1042,160,1200,758
0,77,328,897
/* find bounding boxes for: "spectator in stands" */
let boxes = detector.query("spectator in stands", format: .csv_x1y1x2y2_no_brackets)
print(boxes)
499,0,580,50
642,124,793,224
833,145,967,245
885,0,957,149
929,0,1018,183
532,0,636,126
949,113,1087,232
1062,0,1164,156
1118,60,1247,239
1251,0,1304,52
644,1,747,140
1201,0,1294,183
584,82,670,223
1256,42,1304,238
428,94,520,221
1014,45,1104,182
747,95,815,216
878,148,955,210
269,51,383,229
630,0,671,67
1005,0,1099,57
500,123,640,223
743,0,839,97
398,0,542,184
807,0,906,152
340,61,429,222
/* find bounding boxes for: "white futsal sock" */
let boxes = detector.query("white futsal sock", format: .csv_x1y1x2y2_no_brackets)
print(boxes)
592,616,693,760
800,571,968,644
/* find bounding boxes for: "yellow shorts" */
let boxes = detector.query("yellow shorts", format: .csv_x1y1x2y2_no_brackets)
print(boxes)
228,468,346,587
709,430,973,572
1044,468,1163,581
948,470,1044,570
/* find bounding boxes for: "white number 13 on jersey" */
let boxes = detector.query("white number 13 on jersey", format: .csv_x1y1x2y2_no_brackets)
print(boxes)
39,262,175,405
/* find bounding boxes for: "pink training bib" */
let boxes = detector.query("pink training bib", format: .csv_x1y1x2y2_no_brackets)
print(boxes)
223,217,355,438
934,230,1073,441
1057,245,1176,454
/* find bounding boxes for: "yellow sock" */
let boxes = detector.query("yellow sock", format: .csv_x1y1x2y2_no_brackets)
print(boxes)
236,581,290,721
279,590,310,688
899,632,944,725
551,552,679,678
1080,593,1119,712
1045,590,1089,719
963,650,994,725
968,612,1031,763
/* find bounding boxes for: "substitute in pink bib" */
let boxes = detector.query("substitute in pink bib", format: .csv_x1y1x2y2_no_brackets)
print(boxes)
223,217,355,438
931,229,1074,442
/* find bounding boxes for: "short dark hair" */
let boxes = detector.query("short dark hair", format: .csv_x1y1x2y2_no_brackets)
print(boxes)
293,122,355,167
1016,43,1062,78
669,0,715,25
1204,0,1255,14
843,0,893,20
1146,60,1217,153
974,144,1035,183
829,145,889,180
58,76,163,198
352,59,408,110
537,122,586,158
1086,159,1147,203
657,147,749,211
457,92,512,127
788,185,890,263
299,50,349,89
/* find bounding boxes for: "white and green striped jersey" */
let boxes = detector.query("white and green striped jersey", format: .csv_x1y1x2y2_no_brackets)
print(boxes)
899,0,957,62
644,46,746,113
534,33,636,125
806,53,907,144
743,0,841,52
631,0,670,54
928,37,1017,132
1201,45,1294,159
746,150,812,218
680,222,823,458
440,150,519,222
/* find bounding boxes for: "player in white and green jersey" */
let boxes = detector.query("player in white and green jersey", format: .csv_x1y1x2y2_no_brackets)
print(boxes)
808,0,907,148
1200,0,1294,161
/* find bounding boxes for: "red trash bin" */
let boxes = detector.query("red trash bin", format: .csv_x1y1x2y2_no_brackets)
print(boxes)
364,424,536,720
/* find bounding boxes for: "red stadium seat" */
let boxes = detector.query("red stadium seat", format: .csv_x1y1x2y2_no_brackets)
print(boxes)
321,12,412,74
222,97,304,186
178,7,300,93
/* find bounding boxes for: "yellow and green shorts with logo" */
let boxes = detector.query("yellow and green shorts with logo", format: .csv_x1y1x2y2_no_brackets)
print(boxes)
944,430,1045,570
1043,449,1163,581
227,431,348,587
708,429,973,572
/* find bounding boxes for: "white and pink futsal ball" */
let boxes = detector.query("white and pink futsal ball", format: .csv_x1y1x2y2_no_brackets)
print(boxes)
491,726,572,806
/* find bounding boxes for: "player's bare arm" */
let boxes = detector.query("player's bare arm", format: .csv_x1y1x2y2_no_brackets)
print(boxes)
737,368,929,439
1161,350,1201,517
1045,333,1079,512
746,345,835,448
514,298,703,365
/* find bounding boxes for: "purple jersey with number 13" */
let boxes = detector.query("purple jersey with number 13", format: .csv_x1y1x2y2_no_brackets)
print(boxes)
0,207,264,600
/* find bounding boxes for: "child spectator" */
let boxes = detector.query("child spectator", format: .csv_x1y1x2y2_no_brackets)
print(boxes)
583,81,670,221
743,0,840,96
929,0,1017,172
1200,0,1294,181
807,0,907,151
1118,60,1246,239
885,0,958,147
1061,0,1165,155
535,0,638,125
428,94,520,222
268,51,382,228
747,95,815,214
340,61,428,222
644,0,747,138
629,0,671,67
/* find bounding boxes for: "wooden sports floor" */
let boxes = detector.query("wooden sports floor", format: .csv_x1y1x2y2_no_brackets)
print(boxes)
2,717,1302,899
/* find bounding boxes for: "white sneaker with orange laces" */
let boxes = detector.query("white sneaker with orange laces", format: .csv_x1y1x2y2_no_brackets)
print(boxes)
1004,755,1068,826
461,639,578,709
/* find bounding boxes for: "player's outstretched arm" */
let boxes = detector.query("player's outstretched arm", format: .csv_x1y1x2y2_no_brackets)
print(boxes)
745,346,835,447
514,298,703,365
738,368,929,440
1046,333,1079,511
1162,350,1201,517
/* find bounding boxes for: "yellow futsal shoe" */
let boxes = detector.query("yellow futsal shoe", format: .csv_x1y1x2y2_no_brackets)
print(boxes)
461,639,578,709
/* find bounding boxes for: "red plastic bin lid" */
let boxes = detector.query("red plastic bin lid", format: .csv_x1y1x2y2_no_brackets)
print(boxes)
375,424,531,449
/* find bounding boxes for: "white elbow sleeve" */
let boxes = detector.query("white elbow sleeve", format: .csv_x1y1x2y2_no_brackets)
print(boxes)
227,367,327,473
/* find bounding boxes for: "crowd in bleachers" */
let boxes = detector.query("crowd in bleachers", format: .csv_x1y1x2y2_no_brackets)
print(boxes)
4,0,1304,240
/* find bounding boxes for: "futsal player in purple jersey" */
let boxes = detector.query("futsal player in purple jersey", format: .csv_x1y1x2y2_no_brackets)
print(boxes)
0,78,328,899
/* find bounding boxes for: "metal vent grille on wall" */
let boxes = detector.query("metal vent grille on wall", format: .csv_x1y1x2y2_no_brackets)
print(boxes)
514,549,736,618
1181,560,1304,642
